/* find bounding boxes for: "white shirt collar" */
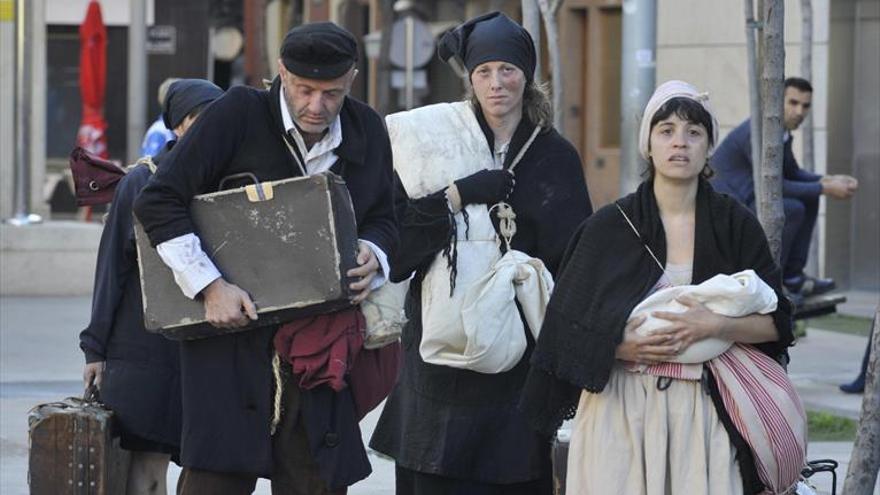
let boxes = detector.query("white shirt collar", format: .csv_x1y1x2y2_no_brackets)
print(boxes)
279,87,342,174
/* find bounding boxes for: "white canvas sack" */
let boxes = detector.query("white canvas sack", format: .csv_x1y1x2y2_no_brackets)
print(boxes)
380,101,547,372
458,251,554,372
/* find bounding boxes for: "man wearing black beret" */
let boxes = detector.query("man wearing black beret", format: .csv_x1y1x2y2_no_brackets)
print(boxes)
134,22,397,494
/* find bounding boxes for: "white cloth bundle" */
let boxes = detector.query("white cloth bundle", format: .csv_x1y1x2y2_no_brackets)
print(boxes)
361,281,408,349
447,250,554,373
630,269,777,363
378,101,550,373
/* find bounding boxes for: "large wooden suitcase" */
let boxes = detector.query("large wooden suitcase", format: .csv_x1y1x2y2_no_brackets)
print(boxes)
28,389,130,495
134,172,359,340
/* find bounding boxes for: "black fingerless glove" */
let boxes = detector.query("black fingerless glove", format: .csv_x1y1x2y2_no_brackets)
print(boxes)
454,169,514,206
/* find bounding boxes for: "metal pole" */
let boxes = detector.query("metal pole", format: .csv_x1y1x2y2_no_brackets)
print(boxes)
619,0,657,196
8,0,41,225
207,26,215,84
404,15,414,110
127,0,147,163
800,0,820,278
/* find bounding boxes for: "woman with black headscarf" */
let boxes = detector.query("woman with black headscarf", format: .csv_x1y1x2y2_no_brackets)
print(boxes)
521,81,800,494
368,11,592,494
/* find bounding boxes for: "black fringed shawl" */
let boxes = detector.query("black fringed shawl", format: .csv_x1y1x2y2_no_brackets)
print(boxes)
520,178,794,436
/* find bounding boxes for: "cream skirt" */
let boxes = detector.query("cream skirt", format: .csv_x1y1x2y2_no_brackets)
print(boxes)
566,365,743,495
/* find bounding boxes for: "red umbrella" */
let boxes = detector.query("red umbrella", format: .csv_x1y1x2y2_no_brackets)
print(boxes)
76,0,108,159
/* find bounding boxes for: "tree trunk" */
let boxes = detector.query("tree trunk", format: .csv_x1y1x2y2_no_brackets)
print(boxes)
538,0,563,131
376,0,394,116
757,0,786,264
744,0,763,204
521,0,542,83
843,308,880,495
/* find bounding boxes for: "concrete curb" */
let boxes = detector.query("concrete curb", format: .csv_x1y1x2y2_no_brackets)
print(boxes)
0,221,102,296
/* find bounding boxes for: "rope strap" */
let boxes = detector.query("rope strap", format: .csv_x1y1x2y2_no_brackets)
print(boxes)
490,201,517,251
486,125,541,249
270,352,283,435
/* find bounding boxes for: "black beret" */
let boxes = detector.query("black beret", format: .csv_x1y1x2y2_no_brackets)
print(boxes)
438,12,536,82
281,22,358,80
162,79,224,130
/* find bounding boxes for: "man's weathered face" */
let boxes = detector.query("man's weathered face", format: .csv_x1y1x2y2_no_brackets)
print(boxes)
278,60,356,134
783,86,812,131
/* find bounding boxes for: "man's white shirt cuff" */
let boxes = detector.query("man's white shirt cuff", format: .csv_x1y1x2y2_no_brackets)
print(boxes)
359,239,389,290
155,233,222,299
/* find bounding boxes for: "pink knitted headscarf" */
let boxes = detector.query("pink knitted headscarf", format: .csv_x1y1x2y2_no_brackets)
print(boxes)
638,80,720,161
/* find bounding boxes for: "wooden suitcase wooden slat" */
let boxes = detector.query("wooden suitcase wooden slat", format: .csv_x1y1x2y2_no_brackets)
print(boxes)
28,398,129,495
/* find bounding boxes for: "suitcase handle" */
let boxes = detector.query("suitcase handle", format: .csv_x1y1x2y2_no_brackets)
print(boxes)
83,384,101,403
219,172,261,190
218,172,274,202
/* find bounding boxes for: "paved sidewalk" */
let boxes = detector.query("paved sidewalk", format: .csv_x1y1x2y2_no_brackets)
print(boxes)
787,327,872,494
1,296,877,494
837,289,879,319
0,297,391,494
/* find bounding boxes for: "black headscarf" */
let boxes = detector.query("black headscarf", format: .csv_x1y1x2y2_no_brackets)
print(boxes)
162,79,224,130
438,11,536,81
520,179,794,436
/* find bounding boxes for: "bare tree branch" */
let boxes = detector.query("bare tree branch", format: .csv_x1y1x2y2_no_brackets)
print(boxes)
538,0,564,131
521,0,542,83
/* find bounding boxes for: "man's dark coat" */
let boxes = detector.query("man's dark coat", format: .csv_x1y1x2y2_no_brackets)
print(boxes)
133,77,397,483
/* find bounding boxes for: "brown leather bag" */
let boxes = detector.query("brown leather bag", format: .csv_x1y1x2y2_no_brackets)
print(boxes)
68,147,127,206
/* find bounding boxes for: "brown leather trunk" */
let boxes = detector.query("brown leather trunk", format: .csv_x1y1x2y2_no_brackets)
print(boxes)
28,396,130,495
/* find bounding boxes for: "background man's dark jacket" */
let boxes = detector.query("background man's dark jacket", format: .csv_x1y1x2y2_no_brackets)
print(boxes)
133,77,397,481
711,118,822,206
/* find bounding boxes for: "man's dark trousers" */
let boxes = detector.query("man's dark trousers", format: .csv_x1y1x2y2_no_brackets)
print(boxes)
750,195,818,280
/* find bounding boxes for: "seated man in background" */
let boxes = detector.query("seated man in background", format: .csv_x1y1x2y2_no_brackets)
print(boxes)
711,77,857,300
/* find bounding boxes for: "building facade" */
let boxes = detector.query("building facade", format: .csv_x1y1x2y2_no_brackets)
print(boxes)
2,0,876,289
